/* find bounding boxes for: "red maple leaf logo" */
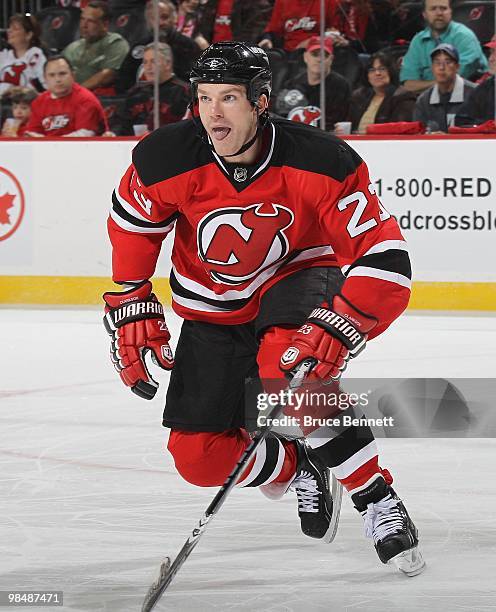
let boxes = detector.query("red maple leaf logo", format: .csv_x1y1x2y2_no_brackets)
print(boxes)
0,192,16,225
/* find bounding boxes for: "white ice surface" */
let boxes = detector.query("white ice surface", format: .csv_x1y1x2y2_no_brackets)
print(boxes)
1,309,496,612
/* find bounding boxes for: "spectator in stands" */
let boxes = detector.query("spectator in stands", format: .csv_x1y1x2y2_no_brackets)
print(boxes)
176,0,209,50
276,36,350,130
455,38,496,126
113,42,189,135
0,14,46,97
115,0,201,93
344,51,416,134
199,0,273,45
259,0,338,53
63,1,129,93
413,43,475,131
331,0,393,53
1,86,37,137
400,0,488,93
24,55,106,137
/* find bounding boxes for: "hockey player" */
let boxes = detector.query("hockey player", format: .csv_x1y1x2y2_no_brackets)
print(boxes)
103,41,425,576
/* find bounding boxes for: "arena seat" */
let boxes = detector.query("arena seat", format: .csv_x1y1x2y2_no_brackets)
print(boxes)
109,6,148,48
389,1,424,43
97,94,127,134
265,49,289,97
36,6,81,53
452,0,494,43
332,46,363,87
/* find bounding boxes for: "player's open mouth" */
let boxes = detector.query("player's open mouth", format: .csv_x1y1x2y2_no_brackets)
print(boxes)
211,127,231,141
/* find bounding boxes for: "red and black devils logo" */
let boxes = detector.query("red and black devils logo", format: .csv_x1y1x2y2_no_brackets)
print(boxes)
197,203,294,285
0,63,27,86
288,105,321,127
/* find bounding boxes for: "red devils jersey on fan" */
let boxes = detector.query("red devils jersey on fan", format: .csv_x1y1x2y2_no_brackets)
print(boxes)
212,0,234,42
263,0,338,51
0,47,47,96
109,118,411,337
26,83,106,136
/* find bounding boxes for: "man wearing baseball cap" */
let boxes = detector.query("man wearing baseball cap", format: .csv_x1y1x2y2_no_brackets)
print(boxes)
455,38,496,126
275,36,350,130
400,0,488,93
413,43,476,131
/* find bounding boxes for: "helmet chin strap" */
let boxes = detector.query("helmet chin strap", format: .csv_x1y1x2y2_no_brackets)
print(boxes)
222,105,268,158
193,103,267,159
221,125,261,158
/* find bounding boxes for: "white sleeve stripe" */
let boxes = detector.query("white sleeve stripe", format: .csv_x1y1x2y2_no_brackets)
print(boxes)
346,266,412,289
362,240,409,257
171,293,232,312
109,207,174,234
236,440,267,487
113,188,157,224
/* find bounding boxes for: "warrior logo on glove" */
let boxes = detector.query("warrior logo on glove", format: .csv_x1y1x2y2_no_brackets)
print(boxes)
103,281,174,400
280,295,378,382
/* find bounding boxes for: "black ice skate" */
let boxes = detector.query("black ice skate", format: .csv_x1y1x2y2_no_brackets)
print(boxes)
290,440,334,539
352,476,425,576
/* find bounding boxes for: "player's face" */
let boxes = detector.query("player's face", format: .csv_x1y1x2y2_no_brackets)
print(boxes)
423,0,451,32
431,52,458,85
198,83,264,160
45,59,74,98
80,7,107,42
12,102,31,123
367,60,391,90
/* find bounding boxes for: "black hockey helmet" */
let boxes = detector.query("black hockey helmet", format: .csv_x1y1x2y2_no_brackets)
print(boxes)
190,41,272,107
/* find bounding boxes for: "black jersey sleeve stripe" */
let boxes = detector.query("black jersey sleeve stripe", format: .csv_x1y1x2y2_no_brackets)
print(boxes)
346,249,412,280
111,190,179,229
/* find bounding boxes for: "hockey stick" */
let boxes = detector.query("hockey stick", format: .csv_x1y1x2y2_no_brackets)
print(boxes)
141,358,315,612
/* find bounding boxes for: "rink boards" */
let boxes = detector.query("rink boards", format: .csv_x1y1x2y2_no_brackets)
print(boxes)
0,135,495,310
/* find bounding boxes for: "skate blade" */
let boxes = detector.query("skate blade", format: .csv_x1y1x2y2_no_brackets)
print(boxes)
389,547,426,577
323,472,343,544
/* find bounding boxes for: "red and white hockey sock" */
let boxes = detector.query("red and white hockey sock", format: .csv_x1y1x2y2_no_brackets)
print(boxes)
237,437,297,488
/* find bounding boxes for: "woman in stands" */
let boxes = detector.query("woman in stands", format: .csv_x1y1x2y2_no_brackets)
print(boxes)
0,14,47,97
176,0,209,50
340,51,416,134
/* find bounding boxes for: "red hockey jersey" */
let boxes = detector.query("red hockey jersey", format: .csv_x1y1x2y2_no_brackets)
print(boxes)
109,118,411,338
263,0,338,51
